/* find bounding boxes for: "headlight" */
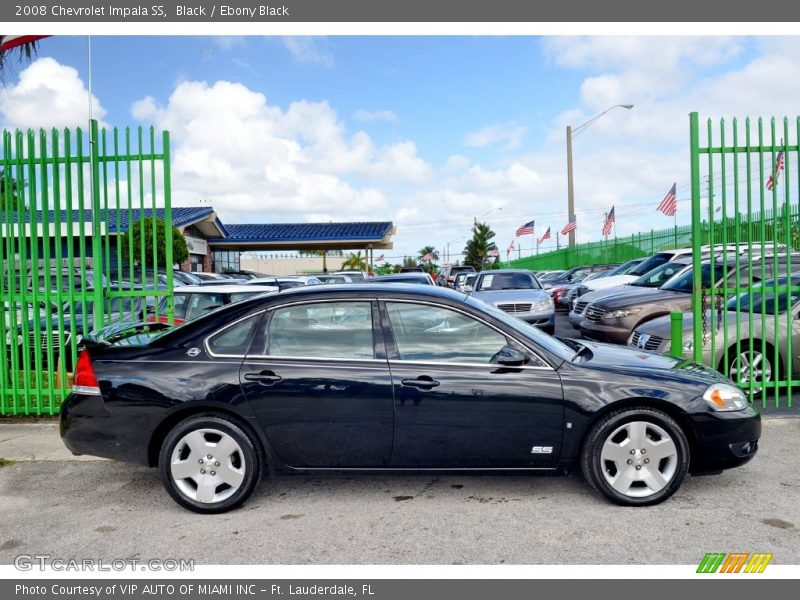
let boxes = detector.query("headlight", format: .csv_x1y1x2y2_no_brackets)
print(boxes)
703,383,748,412
535,299,554,311
603,308,641,320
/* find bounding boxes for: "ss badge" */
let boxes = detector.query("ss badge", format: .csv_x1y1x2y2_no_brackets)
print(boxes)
531,446,553,454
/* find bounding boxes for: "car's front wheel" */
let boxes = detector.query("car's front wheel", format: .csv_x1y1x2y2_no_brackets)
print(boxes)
581,407,690,506
159,415,262,513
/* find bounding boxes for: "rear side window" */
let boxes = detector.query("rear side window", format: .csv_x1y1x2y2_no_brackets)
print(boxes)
266,301,375,359
207,313,261,356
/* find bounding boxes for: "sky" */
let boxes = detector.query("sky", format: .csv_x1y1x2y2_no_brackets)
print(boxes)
1,35,799,263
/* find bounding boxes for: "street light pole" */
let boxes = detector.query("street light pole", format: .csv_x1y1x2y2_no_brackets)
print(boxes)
565,104,633,249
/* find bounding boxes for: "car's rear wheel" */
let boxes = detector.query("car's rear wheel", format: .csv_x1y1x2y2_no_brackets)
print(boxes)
581,407,689,506
724,343,774,391
158,415,262,513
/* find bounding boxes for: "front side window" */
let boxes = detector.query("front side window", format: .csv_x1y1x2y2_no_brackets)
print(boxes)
266,301,374,359
385,302,508,364
207,313,261,356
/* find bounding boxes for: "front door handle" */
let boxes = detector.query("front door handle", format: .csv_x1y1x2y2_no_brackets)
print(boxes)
401,376,440,390
244,370,282,385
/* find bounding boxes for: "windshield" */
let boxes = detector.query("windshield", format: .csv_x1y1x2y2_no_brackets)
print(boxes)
476,272,540,291
628,252,673,277
610,259,643,276
661,263,728,293
629,261,690,288
466,295,572,362
726,278,800,313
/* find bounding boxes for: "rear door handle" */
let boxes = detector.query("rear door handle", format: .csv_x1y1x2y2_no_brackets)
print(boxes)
244,370,282,385
401,376,440,390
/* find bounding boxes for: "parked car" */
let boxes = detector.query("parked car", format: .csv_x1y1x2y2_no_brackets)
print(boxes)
545,264,617,306
578,252,800,344
192,272,247,285
153,284,279,325
629,274,800,389
61,283,760,513
437,265,476,288
222,270,270,280
332,270,368,282
569,258,693,328
315,274,354,284
469,269,555,333
462,272,477,293
558,260,643,309
453,271,471,292
109,266,200,287
245,276,322,290
399,267,425,273
366,273,435,285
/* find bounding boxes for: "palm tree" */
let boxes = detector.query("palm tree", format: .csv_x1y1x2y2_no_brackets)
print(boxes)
341,251,368,271
417,246,439,263
463,221,498,271
0,36,41,78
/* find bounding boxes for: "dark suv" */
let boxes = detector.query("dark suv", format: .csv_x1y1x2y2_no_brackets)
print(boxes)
437,265,476,288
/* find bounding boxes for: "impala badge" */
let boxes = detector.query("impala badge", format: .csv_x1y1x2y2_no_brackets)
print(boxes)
531,446,553,454
187,347,201,357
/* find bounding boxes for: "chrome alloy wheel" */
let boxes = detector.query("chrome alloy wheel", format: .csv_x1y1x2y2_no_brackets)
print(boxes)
599,421,678,498
729,349,772,384
170,428,246,504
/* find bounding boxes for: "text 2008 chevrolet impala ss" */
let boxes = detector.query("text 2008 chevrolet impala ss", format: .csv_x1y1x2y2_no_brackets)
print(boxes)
60,284,760,513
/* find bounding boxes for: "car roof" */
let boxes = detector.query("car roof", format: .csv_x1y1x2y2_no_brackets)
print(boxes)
476,269,533,275
172,284,279,293
273,282,463,299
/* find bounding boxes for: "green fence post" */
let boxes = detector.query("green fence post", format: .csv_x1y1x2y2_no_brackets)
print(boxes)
689,112,703,363
90,120,105,330
670,311,684,358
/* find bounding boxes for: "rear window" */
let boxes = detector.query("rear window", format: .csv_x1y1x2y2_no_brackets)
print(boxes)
628,252,672,276
477,272,539,291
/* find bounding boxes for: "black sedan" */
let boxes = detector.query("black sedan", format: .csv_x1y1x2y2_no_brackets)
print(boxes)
60,284,760,513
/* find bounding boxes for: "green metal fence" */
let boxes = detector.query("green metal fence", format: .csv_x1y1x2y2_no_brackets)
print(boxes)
690,112,799,408
0,120,173,415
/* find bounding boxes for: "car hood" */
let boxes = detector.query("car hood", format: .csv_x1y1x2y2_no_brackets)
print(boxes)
473,289,550,303
570,338,732,385
590,288,688,310
584,274,638,290
576,284,654,305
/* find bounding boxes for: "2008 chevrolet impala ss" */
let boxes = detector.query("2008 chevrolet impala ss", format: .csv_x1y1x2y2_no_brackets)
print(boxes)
60,284,760,513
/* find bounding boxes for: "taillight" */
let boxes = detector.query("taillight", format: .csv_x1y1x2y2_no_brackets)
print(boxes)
72,350,101,396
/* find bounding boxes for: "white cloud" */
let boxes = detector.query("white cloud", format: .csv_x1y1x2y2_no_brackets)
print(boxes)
129,78,437,223
281,37,334,68
353,109,399,123
0,57,107,130
213,37,245,51
465,122,527,149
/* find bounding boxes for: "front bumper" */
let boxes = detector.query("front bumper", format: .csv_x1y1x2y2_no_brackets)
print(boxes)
688,405,761,473
578,319,633,345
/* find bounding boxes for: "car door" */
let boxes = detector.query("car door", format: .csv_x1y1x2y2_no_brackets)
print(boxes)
239,299,395,468
381,300,564,469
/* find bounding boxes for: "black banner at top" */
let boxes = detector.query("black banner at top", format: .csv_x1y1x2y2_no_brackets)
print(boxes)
1,0,798,23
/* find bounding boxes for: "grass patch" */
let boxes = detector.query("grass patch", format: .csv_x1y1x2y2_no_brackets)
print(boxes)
0,457,16,468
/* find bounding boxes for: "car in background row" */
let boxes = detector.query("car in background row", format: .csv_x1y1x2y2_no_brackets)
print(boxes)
314,274,354,284
569,258,693,328
154,284,279,325
366,273,435,285
470,269,555,333
630,274,800,389
579,252,800,344
61,283,761,513
437,265,476,288
558,259,643,309
545,264,618,306
245,276,322,290
333,270,368,282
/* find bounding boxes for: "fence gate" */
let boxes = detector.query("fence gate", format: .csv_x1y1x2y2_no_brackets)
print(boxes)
1,120,173,415
690,112,799,408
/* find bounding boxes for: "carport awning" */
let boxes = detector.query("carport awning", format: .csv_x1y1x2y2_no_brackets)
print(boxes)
207,222,395,251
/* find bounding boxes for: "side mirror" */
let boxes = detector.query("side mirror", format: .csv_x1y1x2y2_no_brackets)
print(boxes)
464,285,473,293
495,346,528,367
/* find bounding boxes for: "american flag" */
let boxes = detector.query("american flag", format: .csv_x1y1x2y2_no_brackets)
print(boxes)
0,35,49,53
375,254,385,262
515,220,535,236
537,227,551,244
422,252,433,261
561,217,577,235
657,182,678,216
487,248,499,257
601,206,615,237
506,240,515,255
766,151,785,191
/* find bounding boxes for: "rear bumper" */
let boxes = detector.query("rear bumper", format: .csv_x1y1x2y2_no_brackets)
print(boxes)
688,406,761,473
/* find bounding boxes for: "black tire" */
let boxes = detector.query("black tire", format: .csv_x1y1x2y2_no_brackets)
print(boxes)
158,414,262,513
721,341,778,393
580,407,690,506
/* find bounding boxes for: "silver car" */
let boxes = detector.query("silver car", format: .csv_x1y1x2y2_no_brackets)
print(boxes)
630,274,800,390
470,269,555,333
